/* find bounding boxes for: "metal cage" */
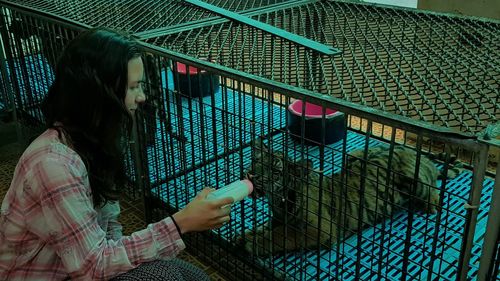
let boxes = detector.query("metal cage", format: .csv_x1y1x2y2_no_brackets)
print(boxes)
0,0,498,280
143,0,499,135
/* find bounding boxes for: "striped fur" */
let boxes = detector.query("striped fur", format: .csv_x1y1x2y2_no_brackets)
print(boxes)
241,140,458,256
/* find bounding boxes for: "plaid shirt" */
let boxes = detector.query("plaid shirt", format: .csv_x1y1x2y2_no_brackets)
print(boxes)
0,129,185,280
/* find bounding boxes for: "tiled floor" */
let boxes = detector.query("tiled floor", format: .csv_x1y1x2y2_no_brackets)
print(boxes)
0,140,229,281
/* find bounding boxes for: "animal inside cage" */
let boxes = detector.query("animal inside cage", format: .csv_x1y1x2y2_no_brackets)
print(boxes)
0,0,498,280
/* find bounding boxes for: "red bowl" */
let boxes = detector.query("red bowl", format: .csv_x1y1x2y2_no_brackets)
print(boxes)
172,61,219,98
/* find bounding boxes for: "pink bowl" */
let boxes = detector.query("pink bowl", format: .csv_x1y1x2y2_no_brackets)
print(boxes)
175,62,207,75
287,100,345,145
288,100,341,119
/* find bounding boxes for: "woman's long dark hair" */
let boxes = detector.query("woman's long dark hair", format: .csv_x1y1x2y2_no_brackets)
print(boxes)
42,27,142,207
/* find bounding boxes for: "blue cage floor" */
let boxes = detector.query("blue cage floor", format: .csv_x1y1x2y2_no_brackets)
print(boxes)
3,54,53,123
147,88,494,280
146,81,286,184
151,131,494,280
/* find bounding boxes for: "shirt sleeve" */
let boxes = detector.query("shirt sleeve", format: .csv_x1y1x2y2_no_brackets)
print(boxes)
26,154,186,281
97,200,123,241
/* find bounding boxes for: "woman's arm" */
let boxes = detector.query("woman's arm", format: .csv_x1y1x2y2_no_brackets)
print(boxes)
27,156,185,281
97,200,123,241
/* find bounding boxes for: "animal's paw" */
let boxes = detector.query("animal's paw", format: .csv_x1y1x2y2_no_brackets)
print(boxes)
250,236,275,257
239,231,275,257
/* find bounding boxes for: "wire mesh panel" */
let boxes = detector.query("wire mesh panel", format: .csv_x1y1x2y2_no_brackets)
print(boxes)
146,0,499,135
135,50,496,280
0,5,146,199
0,6,78,128
2,0,294,36
0,41,11,117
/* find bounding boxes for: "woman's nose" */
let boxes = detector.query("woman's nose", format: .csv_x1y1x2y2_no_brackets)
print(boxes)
136,91,146,103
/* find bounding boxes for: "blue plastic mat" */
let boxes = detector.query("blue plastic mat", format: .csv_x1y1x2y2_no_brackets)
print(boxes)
152,131,494,280
2,54,53,122
149,89,494,280
147,71,286,184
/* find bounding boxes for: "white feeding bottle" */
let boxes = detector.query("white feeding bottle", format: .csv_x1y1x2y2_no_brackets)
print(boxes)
207,180,253,204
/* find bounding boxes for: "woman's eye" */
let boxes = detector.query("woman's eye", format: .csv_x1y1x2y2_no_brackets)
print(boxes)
130,82,145,91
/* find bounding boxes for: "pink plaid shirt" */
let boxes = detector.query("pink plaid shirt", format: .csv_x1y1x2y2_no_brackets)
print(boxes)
0,129,185,280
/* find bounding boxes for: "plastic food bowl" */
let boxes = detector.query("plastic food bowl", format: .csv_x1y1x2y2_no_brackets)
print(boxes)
173,62,220,98
287,100,346,145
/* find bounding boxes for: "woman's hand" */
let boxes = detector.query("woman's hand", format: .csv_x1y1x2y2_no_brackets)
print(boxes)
171,187,234,234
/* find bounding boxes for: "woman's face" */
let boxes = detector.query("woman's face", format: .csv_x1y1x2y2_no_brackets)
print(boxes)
125,56,146,114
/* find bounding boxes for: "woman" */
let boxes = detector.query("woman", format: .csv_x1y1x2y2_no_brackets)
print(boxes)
0,28,232,280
